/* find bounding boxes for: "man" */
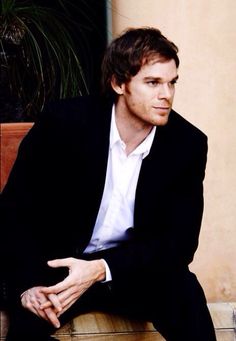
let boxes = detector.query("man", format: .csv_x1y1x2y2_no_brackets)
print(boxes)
1,27,216,341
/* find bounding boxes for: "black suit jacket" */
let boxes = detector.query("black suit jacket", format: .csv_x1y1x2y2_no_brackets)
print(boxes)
1,95,207,296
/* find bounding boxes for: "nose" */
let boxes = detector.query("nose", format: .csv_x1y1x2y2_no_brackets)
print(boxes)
157,83,172,100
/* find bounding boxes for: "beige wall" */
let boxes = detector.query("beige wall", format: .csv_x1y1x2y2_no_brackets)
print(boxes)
111,0,236,302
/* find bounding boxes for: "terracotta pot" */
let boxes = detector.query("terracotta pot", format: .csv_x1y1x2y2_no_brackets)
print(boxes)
0,122,33,192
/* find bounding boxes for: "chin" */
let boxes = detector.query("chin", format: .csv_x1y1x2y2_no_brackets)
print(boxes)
155,116,169,126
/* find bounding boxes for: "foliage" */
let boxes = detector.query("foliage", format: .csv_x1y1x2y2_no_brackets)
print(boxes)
0,0,93,121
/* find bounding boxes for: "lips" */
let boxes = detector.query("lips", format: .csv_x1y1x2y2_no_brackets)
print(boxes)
153,106,170,114
153,106,169,110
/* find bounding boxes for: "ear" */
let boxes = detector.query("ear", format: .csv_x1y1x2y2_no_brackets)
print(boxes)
111,76,124,95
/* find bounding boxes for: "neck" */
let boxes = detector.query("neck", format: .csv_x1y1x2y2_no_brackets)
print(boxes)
115,106,153,155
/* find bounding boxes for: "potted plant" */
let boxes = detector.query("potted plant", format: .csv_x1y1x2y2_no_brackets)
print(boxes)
0,0,96,122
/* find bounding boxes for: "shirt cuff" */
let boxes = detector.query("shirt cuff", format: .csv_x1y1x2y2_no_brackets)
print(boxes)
101,259,112,282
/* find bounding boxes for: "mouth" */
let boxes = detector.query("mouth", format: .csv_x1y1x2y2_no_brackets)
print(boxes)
153,106,170,114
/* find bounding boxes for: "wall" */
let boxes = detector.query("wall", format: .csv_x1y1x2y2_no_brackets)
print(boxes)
111,0,236,302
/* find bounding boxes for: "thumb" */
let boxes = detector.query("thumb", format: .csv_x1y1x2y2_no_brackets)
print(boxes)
47,257,74,268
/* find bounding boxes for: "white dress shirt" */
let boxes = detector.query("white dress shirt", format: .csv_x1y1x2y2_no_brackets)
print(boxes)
84,105,156,280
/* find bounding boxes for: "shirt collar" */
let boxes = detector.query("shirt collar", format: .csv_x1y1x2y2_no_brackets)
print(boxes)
110,105,156,159
110,105,121,149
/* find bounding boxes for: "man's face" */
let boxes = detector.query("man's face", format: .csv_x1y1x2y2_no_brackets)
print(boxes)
118,59,178,127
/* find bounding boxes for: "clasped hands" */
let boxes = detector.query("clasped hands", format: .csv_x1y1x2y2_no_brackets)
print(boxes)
20,257,106,328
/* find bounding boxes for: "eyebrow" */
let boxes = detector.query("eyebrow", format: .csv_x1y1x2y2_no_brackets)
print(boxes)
144,75,179,82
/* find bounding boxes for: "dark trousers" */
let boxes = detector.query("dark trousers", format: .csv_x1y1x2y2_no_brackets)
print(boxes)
6,269,216,341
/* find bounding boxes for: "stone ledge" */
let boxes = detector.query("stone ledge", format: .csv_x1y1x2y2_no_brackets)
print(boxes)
1,302,235,340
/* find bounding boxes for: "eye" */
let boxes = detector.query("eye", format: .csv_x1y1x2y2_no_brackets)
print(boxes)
146,80,159,87
170,79,178,85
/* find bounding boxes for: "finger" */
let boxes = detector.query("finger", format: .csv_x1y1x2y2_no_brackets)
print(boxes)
40,294,62,312
40,277,71,295
57,296,77,317
40,301,52,309
44,307,61,328
23,295,48,321
61,292,78,309
35,306,50,321
56,289,81,315
41,284,75,309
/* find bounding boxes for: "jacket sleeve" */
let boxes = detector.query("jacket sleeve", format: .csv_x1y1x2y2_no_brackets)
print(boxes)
0,103,69,296
90,131,208,285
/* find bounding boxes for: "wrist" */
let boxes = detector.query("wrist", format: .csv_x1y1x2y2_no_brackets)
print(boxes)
93,259,106,282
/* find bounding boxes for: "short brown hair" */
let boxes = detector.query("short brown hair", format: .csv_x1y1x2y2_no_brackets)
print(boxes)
101,27,179,99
